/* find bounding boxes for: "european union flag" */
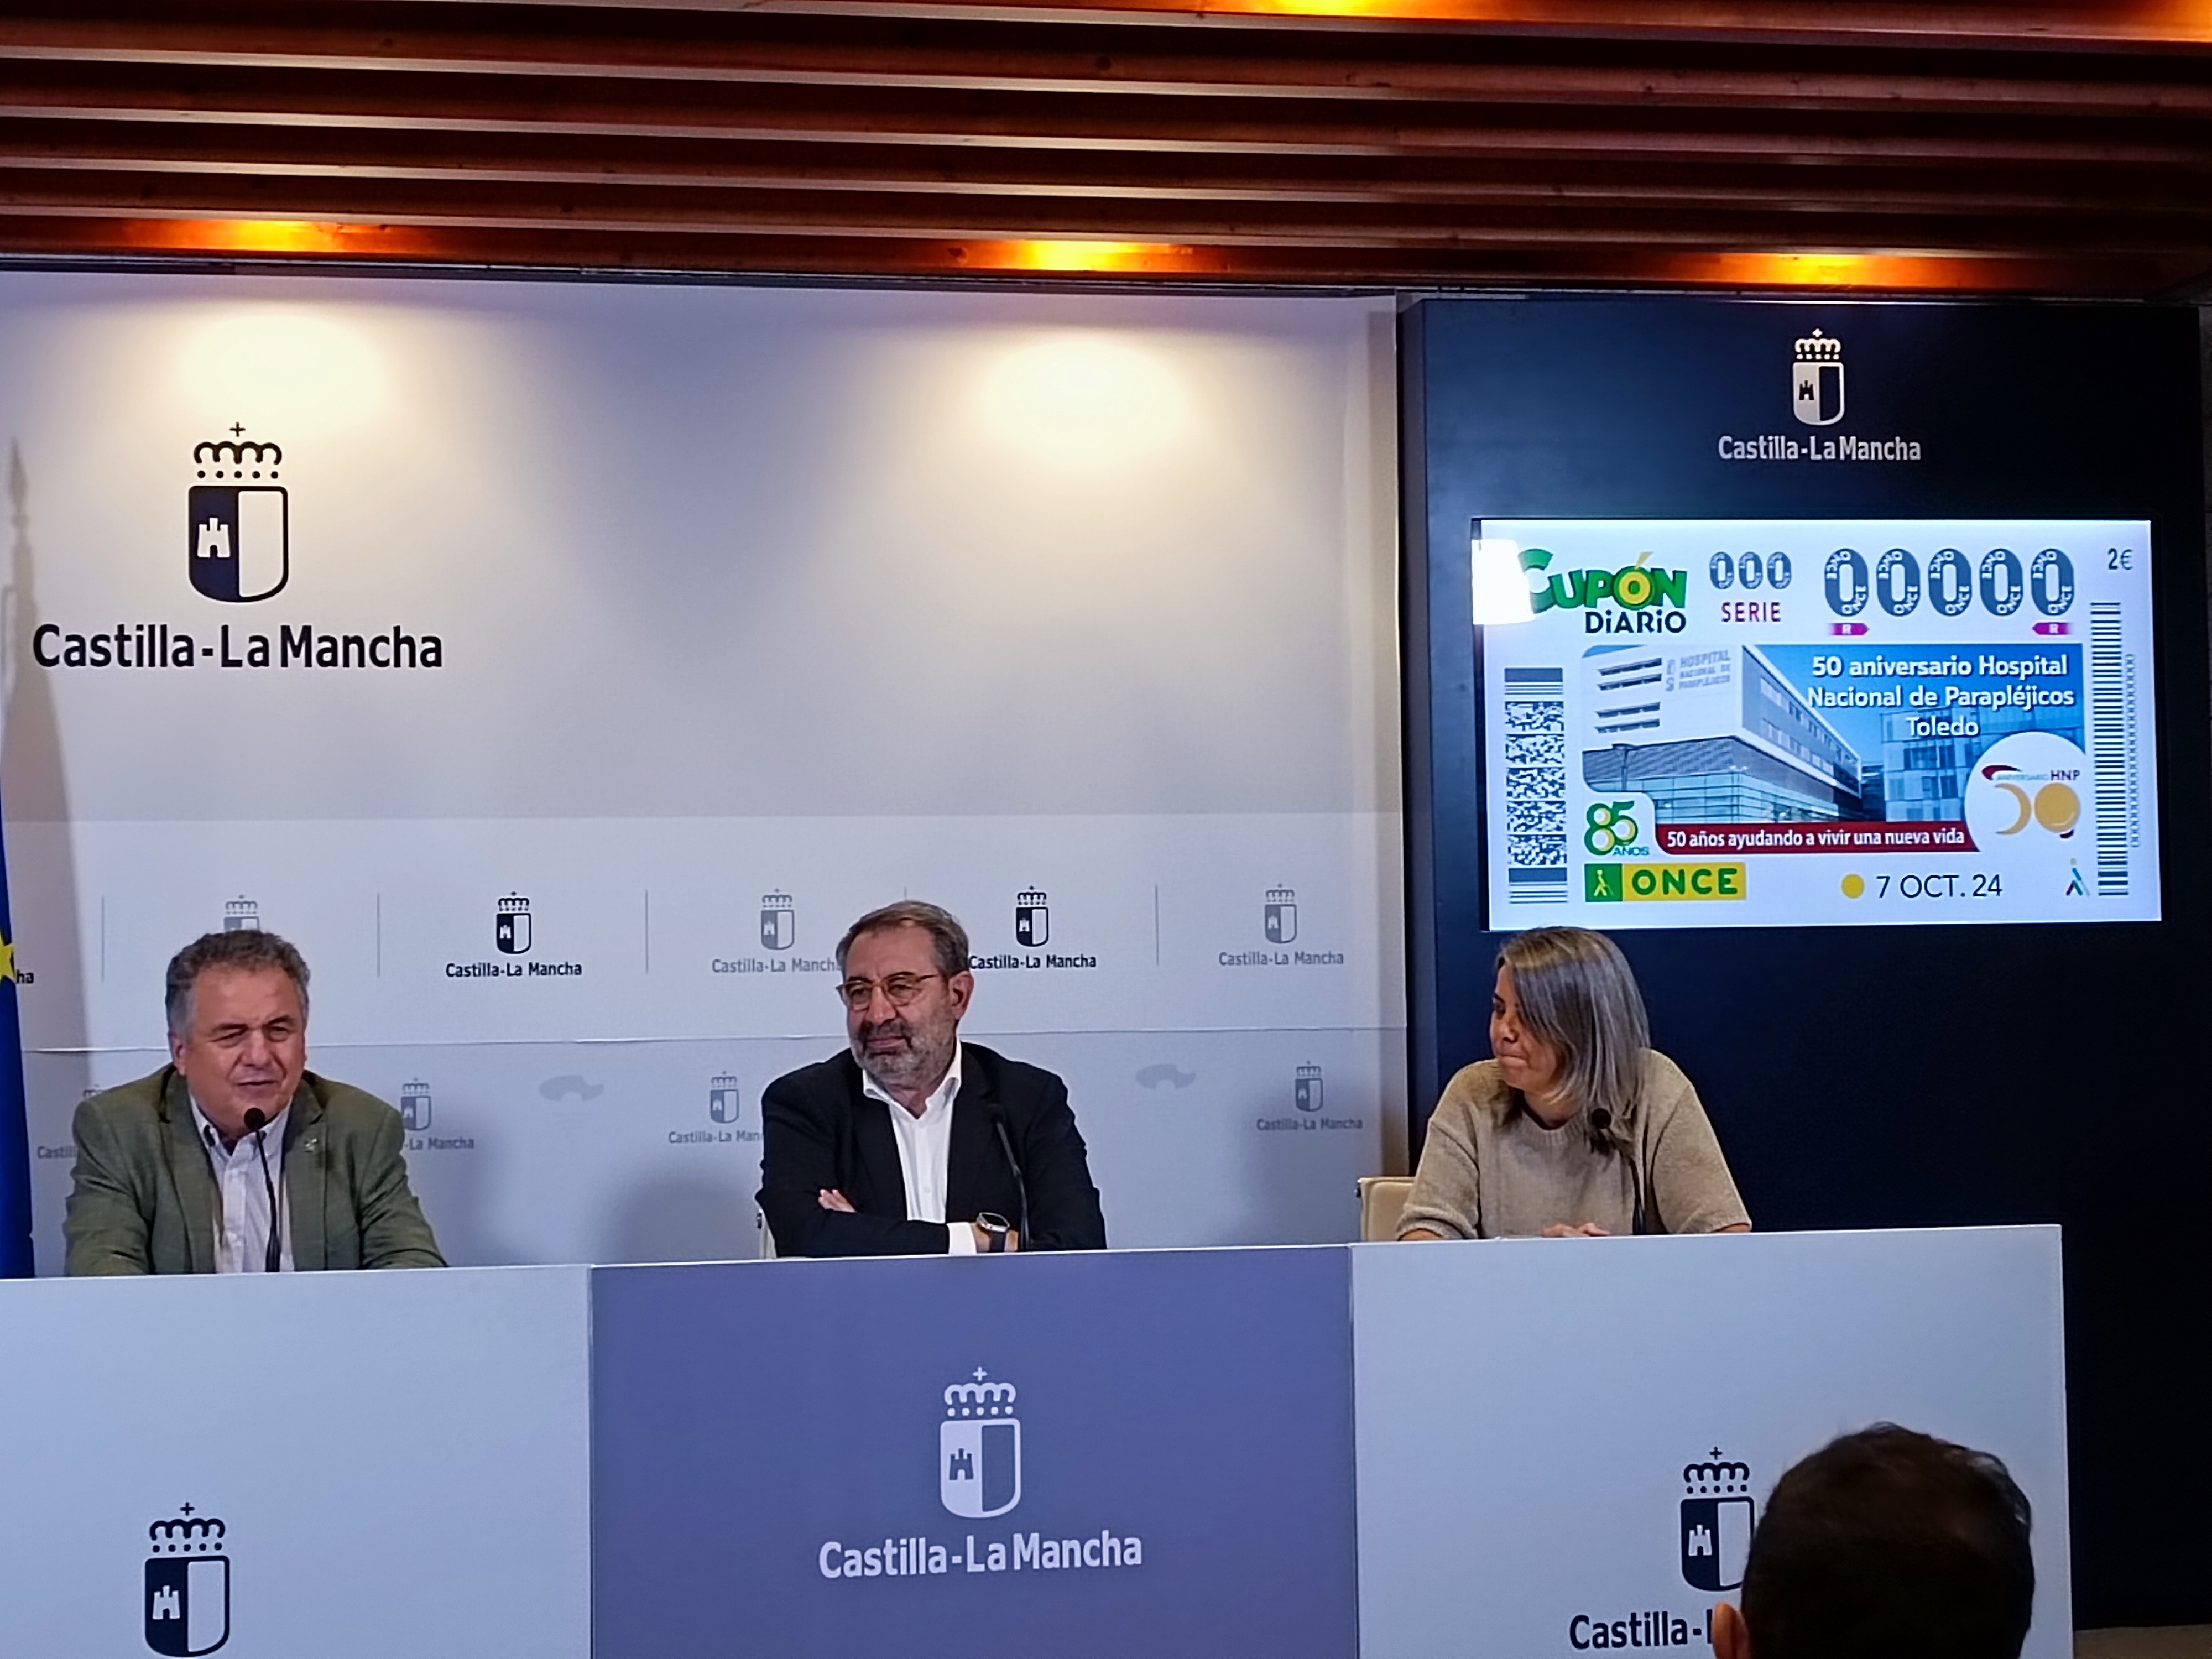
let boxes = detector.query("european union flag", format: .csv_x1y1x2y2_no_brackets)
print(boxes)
0,448,31,1276
0,864,25,1276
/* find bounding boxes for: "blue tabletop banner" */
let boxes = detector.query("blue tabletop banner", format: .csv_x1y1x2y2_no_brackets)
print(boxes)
591,1246,1359,1659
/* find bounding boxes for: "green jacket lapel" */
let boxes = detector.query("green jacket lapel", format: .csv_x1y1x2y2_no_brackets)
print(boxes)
281,1082,328,1272
157,1070,218,1275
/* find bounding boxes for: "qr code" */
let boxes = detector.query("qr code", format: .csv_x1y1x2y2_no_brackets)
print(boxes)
1501,670,1568,902
1505,729,1566,772
1506,834,1567,871
1505,701,1562,735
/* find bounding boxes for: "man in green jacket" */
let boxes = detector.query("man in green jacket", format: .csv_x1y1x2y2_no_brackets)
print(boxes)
64,928,445,1275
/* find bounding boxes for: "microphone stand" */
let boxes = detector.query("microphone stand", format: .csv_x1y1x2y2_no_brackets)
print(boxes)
242,1108,281,1273
990,1112,1030,1247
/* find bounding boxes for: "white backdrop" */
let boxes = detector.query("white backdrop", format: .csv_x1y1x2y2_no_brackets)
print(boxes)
0,274,1405,1269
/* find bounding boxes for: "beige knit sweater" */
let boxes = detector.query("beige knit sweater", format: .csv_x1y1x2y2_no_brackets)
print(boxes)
1397,1050,1749,1239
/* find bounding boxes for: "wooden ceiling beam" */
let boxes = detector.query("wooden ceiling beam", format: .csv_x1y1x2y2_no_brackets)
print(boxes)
0,20,2205,118
0,65,2203,170
0,165,2199,259
0,116,2200,216
630,0,2212,52
0,212,2200,296
9,0,2212,59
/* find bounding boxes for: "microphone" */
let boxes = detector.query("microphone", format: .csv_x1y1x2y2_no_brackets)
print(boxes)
989,1109,1030,1247
1587,1107,1645,1235
242,1108,281,1274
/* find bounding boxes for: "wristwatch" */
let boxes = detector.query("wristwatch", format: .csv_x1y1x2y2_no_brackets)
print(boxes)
975,1213,1012,1254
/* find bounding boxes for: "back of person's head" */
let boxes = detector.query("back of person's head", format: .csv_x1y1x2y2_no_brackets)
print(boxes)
1741,1423,2034,1659
1495,926,1648,1134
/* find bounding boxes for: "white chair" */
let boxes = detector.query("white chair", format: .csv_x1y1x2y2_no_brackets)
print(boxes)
1357,1175,1415,1243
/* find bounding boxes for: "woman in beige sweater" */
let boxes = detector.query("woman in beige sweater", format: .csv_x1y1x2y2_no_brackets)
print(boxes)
1399,926,1750,1240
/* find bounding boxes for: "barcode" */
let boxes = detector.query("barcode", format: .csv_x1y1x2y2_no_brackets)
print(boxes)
2088,602,2129,896
1502,667,1568,904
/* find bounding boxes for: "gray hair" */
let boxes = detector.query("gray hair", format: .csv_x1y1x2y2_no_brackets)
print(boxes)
1496,926,1649,1152
165,930,311,1037
836,901,971,980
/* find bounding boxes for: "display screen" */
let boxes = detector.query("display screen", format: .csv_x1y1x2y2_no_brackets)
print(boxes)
1480,518,2159,929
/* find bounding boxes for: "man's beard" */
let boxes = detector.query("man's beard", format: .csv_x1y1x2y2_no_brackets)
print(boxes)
852,1013,957,1094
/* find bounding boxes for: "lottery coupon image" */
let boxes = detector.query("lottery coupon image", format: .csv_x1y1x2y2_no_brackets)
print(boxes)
1478,518,2161,929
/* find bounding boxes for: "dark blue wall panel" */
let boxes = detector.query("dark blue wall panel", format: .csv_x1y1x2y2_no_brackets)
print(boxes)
1401,295,2208,1625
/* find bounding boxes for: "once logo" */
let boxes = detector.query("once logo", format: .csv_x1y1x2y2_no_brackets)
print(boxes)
187,432,288,603
1791,331,1845,427
1585,862,1745,904
941,1369,1021,1519
1680,1450,1755,1592
145,1504,229,1656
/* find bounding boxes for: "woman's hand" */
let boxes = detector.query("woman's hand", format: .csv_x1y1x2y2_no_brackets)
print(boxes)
1539,1222,1610,1238
1400,1227,1448,1241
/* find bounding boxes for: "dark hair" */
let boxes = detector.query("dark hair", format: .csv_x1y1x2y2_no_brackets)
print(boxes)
1743,1423,2034,1659
1495,926,1648,1152
836,901,970,980
165,930,311,1037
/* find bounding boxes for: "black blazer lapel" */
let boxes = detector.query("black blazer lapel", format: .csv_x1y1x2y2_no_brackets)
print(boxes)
845,1064,909,1221
945,1056,1006,1223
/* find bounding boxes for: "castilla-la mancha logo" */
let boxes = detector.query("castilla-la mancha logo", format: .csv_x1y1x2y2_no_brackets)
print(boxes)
145,1503,229,1656
188,428,288,603
940,1369,1021,1520
1791,332,1845,427
1679,1449,1755,1592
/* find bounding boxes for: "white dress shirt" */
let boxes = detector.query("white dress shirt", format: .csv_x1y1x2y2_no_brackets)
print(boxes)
860,1046,979,1255
191,1099,294,1274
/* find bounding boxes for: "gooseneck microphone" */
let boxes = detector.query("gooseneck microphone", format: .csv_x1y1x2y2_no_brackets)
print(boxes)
1588,1107,1645,1235
989,1108,1030,1247
242,1108,281,1273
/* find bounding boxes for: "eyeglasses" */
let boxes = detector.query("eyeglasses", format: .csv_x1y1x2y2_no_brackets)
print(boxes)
836,972,944,1011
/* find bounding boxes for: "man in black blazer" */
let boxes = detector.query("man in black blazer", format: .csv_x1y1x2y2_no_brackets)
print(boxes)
758,900,1107,1257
